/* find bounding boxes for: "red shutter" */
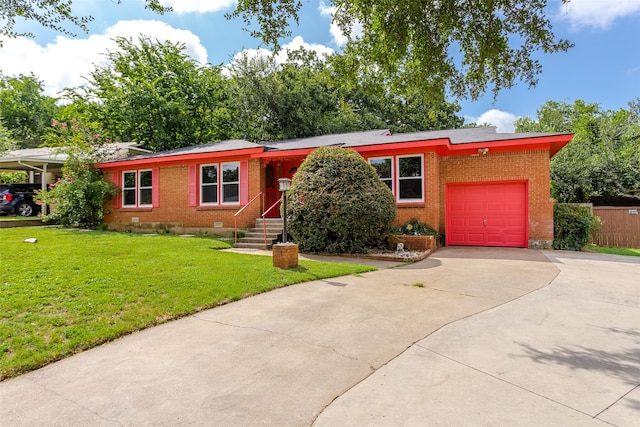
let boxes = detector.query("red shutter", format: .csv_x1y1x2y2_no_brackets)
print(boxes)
240,160,249,205
152,168,160,208
188,164,198,206
111,171,121,209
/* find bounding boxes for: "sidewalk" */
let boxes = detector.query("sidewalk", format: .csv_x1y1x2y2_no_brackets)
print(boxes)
2,247,612,426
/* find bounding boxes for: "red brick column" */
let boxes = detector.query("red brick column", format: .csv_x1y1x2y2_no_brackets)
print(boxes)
273,243,299,269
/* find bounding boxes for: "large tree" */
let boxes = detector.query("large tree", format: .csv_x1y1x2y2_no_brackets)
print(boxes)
227,48,463,142
0,73,58,147
0,0,169,45
230,0,573,99
3,1,573,100
84,36,234,152
515,100,640,203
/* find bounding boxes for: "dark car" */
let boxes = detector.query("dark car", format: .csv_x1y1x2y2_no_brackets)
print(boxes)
0,183,42,217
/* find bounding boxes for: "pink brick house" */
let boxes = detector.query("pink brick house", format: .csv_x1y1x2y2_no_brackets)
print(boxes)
95,127,572,248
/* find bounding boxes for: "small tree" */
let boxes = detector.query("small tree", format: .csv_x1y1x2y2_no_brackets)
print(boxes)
553,204,600,251
36,119,117,228
287,146,396,253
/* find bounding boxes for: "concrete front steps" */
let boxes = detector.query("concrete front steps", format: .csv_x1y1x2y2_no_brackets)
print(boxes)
234,218,283,250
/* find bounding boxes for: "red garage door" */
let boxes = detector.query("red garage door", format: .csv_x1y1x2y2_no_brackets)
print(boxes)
446,182,528,247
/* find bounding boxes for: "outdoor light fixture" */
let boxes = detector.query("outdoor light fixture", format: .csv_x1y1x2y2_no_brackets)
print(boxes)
478,147,489,155
278,178,292,243
278,177,292,192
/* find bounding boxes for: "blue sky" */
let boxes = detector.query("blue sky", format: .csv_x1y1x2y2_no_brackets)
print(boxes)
1,0,640,133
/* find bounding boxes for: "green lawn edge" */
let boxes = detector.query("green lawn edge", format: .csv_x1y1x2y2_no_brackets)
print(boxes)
584,245,640,257
0,228,376,380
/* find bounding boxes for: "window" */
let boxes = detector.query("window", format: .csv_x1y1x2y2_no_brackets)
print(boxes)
201,164,218,204
369,157,393,192
122,171,137,207
222,162,240,204
198,162,240,206
138,170,153,207
122,170,153,208
369,155,424,202
398,155,423,201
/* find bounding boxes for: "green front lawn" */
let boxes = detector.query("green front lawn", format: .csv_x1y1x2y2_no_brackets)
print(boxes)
584,245,640,257
0,228,375,379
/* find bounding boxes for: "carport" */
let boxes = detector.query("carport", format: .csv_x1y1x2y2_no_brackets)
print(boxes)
0,147,68,215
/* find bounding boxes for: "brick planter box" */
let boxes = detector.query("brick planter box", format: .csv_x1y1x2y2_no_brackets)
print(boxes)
273,243,299,269
390,235,437,252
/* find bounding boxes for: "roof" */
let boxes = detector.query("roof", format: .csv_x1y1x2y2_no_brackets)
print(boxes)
0,147,68,172
0,143,150,173
262,127,565,150
99,140,262,164
262,129,392,151
95,127,573,168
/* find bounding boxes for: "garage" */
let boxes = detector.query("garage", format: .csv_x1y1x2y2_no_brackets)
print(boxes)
446,181,528,247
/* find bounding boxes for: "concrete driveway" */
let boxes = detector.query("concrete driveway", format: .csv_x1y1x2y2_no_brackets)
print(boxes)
0,248,638,426
315,250,640,426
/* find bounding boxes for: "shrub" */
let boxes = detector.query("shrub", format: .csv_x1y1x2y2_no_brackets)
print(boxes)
287,146,396,253
553,203,601,250
36,149,117,229
35,118,118,229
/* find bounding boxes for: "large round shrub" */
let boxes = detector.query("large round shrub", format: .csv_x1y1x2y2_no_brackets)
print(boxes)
287,146,396,253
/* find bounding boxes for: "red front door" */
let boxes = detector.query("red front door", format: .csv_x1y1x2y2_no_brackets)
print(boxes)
264,164,279,218
446,182,528,247
263,160,301,218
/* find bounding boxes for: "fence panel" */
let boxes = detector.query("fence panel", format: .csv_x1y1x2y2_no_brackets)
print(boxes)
592,206,640,248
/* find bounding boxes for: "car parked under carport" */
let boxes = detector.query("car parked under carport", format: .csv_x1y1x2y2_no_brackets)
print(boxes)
0,183,41,216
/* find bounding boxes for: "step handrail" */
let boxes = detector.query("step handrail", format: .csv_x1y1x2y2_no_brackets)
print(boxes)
261,195,283,245
233,192,264,244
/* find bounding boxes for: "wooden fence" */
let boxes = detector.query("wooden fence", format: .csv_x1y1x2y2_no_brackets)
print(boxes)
592,206,640,248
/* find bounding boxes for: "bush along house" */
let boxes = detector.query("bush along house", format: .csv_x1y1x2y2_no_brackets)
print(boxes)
95,127,572,249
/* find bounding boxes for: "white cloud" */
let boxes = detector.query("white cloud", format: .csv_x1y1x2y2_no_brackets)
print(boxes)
228,35,334,70
319,2,363,46
557,0,640,29
469,109,520,133
159,0,236,14
276,36,334,62
0,20,208,98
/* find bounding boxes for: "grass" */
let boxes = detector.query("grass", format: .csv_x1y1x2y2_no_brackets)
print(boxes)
584,245,640,257
0,227,375,380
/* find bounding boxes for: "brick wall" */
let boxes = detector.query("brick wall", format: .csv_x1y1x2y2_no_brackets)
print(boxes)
102,149,554,245
103,159,263,233
389,152,440,231
439,150,553,243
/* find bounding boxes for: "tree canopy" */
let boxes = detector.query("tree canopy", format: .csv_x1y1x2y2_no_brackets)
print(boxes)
231,0,573,99
84,36,234,152
0,0,169,45
227,48,463,142
0,73,58,147
2,1,573,100
0,120,14,154
516,99,640,203
61,39,463,149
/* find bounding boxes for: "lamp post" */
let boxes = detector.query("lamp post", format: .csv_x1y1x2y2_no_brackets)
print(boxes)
278,178,292,243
